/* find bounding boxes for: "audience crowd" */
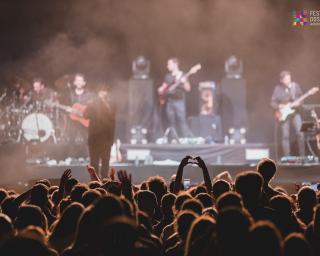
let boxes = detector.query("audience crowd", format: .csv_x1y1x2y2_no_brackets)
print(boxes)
0,155,319,256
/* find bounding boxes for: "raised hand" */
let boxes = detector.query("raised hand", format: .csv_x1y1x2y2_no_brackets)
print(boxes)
60,169,72,187
87,165,100,182
117,170,132,186
57,169,72,205
195,156,206,169
117,169,133,201
181,155,193,167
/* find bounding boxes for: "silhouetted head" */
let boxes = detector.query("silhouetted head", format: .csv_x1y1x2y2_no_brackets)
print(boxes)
257,158,277,184
216,191,243,212
185,215,216,256
175,210,198,241
284,233,312,256
35,179,51,188
14,205,48,233
161,193,176,219
0,213,14,246
136,190,157,218
217,207,252,256
30,184,49,206
212,179,231,200
99,216,139,256
181,198,204,215
174,192,192,213
194,185,208,196
70,184,89,202
235,171,264,205
248,221,282,256
81,189,101,207
147,175,167,204
195,193,213,208
88,181,101,189
297,187,316,211
1,196,19,221
270,195,293,217
0,189,9,205
92,195,123,222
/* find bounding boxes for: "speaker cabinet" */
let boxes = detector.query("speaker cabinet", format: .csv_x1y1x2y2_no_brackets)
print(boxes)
221,78,248,133
189,114,222,142
128,78,154,138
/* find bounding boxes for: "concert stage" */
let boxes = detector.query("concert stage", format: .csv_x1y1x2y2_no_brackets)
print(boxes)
0,142,319,193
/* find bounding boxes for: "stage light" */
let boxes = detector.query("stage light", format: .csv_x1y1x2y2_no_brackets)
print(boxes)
130,126,148,144
225,55,243,79
240,127,246,134
228,127,235,134
132,56,150,79
130,138,137,144
240,138,246,144
228,127,247,144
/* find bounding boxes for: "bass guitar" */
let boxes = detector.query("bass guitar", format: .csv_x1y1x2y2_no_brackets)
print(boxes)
159,63,201,105
275,87,319,122
45,100,89,128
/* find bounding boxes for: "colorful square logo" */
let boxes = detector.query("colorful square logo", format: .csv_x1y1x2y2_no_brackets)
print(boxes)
292,10,308,26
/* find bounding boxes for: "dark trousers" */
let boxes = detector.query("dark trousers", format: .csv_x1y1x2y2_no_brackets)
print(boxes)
281,113,305,156
88,140,112,178
166,98,191,138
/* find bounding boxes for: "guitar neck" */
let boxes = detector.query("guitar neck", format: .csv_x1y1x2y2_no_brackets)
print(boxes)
169,71,193,91
54,103,70,111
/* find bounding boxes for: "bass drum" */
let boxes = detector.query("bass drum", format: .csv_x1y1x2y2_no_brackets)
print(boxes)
21,113,53,142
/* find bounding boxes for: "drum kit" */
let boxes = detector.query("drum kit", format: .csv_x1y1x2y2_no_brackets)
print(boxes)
0,97,67,144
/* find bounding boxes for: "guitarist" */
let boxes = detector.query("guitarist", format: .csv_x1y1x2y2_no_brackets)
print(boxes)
68,73,94,144
271,70,305,156
158,58,192,140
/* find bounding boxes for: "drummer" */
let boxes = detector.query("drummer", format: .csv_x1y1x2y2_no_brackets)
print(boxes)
29,78,54,111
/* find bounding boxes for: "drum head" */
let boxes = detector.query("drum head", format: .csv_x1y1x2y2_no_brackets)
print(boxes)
21,113,53,142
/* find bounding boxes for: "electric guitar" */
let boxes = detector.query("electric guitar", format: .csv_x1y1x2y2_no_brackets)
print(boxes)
311,109,320,151
275,87,319,122
159,64,201,105
45,100,89,127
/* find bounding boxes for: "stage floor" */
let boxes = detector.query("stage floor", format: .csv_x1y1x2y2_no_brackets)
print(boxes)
0,142,319,194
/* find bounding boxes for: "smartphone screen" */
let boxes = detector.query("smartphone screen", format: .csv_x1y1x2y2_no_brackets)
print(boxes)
183,178,191,189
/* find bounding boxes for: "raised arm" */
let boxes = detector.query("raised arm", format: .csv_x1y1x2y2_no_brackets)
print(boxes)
56,169,72,205
174,156,192,194
117,169,133,203
87,165,101,182
195,156,212,194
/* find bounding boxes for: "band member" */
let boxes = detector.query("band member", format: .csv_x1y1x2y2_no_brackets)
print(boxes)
158,58,192,140
84,86,115,178
68,73,93,144
29,78,53,106
271,70,305,156
70,73,93,105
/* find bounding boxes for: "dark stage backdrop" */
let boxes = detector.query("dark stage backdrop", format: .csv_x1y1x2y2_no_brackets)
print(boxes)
0,0,319,143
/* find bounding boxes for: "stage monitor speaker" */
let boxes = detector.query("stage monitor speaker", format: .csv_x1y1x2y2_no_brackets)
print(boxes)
221,78,248,133
128,78,154,136
189,114,222,142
